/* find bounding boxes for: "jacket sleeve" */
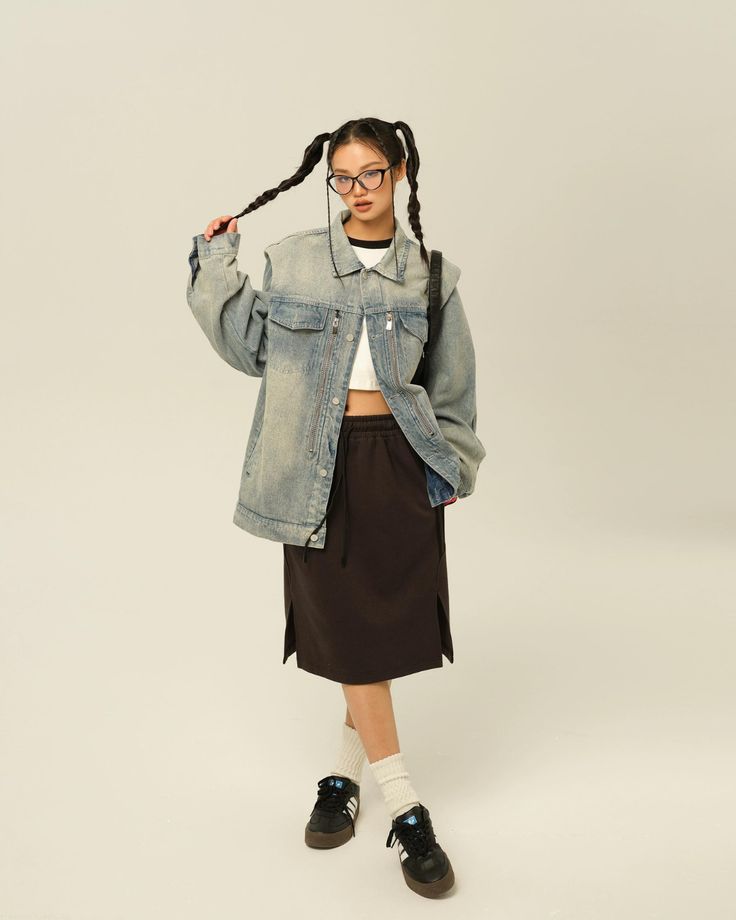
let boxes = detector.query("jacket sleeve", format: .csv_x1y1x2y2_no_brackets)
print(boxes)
186,231,271,377
424,281,487,499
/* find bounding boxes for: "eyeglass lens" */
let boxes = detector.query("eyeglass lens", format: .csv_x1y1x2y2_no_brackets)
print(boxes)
328,168,390,195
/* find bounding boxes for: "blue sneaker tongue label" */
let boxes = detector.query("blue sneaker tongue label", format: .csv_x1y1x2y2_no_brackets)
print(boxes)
402,814,418,825
330,778,344,788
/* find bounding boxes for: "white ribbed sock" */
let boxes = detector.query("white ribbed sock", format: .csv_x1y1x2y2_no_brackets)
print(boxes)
368,751,421,820
331,721,367,785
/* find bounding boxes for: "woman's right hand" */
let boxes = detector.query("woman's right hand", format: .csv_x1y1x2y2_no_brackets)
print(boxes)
204,216,238,241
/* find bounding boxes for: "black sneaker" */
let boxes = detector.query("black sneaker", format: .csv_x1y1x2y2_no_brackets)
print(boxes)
385,803,455,897
304,774,361,848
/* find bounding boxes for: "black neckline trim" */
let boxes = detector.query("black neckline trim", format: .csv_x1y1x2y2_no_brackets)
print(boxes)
346,235,393,249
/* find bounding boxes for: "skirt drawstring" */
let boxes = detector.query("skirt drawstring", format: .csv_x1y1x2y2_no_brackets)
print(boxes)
339,430,352,568
301,426,354,567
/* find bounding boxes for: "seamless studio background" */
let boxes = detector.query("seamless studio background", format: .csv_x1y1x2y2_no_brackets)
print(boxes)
1,1,734,918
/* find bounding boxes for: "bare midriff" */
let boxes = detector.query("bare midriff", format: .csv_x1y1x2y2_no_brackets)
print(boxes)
344,388,393,416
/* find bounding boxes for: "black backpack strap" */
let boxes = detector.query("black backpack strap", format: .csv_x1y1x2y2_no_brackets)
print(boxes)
411,250,442,387
426,249,443,353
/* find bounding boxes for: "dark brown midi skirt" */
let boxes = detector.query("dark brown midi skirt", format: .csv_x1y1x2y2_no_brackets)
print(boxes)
282,411,454,684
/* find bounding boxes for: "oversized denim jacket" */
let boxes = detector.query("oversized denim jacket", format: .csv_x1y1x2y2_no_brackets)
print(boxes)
186,207,486,550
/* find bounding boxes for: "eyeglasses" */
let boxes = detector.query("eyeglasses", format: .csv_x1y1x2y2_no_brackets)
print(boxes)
326,162,398,195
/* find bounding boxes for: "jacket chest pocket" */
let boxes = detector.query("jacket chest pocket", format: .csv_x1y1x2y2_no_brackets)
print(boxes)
393,309,429,379
267,298,329,375
397,309,428,344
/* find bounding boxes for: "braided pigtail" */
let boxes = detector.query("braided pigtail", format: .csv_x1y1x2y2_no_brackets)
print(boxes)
393,120,429,269
230,132,332,220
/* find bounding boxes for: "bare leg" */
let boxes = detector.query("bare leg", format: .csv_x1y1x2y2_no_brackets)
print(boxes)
342,679,397,762
344,678,392,729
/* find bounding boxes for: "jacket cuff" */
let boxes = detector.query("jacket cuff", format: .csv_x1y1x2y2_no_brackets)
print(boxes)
193,232,240,257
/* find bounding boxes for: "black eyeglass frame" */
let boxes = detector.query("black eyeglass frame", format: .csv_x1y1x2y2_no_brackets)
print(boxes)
326,161,400,195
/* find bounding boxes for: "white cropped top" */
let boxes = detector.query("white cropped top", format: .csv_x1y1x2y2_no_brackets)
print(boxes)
346,236,392,390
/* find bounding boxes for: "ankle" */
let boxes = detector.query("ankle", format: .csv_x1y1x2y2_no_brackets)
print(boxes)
331,721,367,784
368,751,421,820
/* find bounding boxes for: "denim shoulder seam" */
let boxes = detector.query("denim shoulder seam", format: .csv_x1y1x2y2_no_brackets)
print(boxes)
265,225,328,252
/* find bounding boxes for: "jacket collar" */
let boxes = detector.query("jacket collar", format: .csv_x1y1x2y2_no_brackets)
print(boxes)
328,207,410,282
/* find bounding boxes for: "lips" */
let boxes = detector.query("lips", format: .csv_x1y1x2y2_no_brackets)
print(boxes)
355,201,372,208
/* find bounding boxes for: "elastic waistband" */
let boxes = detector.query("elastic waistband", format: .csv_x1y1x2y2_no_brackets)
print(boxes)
339,412,401,436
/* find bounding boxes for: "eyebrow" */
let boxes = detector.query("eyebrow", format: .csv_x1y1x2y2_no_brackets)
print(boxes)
332,160,384,175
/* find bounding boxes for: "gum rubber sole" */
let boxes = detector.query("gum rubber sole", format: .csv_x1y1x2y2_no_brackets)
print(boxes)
402,859,455,897
304,798,360,848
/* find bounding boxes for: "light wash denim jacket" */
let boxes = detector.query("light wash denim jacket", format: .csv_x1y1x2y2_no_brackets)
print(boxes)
186,207,486,549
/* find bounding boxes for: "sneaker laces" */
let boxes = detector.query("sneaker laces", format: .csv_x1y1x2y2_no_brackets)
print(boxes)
385,809,436,858
314,775,358,835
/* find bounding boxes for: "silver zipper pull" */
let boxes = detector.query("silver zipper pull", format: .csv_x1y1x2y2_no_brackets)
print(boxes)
385,312,393,330
332,314,339,333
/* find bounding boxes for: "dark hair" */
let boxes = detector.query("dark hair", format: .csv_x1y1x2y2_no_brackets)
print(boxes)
228,116,429,283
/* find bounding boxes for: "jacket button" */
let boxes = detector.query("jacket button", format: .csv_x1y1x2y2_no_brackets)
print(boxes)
346,333,354,341
319,468,327,476
331,397,339,405
310,533,318,541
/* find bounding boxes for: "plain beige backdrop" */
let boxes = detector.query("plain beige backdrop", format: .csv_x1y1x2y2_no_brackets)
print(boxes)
2,1,734,917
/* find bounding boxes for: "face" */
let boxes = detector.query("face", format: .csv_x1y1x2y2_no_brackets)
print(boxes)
329,141,406,227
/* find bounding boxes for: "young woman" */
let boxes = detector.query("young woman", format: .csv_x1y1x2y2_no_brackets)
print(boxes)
186,116,486,898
